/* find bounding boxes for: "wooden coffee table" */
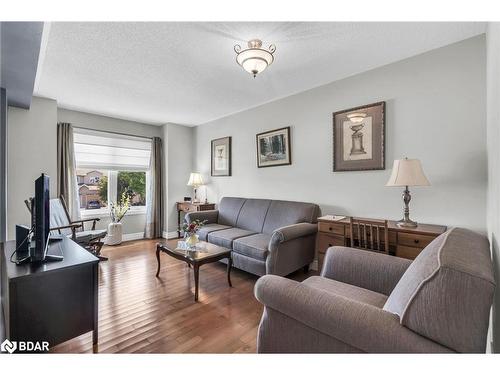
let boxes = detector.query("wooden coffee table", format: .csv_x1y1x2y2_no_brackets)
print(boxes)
155,240,232,301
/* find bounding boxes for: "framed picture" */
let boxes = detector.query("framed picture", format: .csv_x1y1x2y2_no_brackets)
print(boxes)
211,136,232,176
333,101,385,172
256,127,291,168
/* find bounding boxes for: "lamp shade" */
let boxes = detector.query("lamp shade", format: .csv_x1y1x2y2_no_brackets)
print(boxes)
386,159,430,187
187,172,204,187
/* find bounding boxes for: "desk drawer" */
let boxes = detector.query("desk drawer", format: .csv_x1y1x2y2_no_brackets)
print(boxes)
396,245,423,260
398,232,434,248
317,233,345,254
178,203,195,213
318,222,344,235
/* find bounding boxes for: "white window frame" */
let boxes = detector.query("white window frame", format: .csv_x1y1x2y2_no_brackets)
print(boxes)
80,170,148,218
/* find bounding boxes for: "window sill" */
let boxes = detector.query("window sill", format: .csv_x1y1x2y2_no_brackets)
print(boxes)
80,209,147,219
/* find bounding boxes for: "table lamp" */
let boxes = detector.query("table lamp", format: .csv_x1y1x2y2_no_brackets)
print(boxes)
386,158,430,228
187,172,204,203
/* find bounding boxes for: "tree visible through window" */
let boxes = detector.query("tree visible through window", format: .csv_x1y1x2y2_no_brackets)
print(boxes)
117,171,146,206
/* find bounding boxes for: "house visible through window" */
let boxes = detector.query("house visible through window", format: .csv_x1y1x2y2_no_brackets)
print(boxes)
73,129,151,216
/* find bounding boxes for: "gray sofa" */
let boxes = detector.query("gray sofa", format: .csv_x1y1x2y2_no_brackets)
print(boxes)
255,227,495,353
185,197,320,276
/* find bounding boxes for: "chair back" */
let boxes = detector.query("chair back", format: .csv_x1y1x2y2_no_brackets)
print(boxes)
384,228,495,352
50,197,73,236
349,217,389,253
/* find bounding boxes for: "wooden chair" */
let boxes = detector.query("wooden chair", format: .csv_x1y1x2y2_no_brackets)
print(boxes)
25,195,108,261
349,217,389,254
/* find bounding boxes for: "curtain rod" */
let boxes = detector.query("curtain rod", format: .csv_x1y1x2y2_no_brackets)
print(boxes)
72,126,155,140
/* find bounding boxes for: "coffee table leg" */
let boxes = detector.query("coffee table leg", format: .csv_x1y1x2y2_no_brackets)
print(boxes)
194,264,200,301
155,247,161,277
227,256,232,287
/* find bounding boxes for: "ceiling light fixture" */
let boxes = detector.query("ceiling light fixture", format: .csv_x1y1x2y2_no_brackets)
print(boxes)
234,39,276,78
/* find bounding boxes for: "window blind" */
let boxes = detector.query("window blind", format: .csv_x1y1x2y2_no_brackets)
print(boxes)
74,128,152,171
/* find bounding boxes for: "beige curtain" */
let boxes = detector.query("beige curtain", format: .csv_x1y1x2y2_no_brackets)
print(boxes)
57,123,80,220
145,137,163,238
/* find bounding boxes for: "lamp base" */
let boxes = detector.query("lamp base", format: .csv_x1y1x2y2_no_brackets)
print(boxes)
397,218,418,228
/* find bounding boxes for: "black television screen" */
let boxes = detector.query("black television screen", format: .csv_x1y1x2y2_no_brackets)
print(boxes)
32,173,50,261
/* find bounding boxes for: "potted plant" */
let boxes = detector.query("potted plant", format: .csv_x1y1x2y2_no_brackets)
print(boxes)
182,219,207,249
106,192,130,246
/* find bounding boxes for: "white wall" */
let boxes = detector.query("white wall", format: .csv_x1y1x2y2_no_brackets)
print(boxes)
163,123,194,235
6,102,166,239
7,96,58,239
194,36,487,232
486,22,500,353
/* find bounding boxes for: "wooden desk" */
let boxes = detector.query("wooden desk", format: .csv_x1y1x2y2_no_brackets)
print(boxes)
176,202,216,238
1,237,99,352
317,216,447,271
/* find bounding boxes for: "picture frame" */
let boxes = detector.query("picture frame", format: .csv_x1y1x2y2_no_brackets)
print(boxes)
256,127,292,168
333,101,385,172
211,136,232,176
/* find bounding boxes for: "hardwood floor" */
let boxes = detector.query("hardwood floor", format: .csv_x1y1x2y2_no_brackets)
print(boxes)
51,239,312,354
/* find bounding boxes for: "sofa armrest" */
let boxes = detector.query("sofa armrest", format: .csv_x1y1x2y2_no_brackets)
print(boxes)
265,223,317,275
321,246,412,295
254,275,452,353
184,210,219,225
270,222,317,244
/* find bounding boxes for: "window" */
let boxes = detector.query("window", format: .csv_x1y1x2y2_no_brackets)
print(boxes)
74,129,151,216
76,169,108,213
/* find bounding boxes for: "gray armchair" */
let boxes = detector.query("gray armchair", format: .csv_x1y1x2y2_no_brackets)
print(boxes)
255,227,495,353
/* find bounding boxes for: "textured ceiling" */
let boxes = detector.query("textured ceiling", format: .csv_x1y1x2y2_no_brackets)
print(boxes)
34,22,486,126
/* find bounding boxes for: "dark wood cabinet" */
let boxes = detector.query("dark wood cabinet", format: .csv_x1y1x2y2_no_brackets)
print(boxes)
316,217,446,271
1,237,99,351
176,202,216,238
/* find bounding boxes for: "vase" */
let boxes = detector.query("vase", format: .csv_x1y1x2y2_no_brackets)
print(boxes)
184,233,199,249
107,222,123,245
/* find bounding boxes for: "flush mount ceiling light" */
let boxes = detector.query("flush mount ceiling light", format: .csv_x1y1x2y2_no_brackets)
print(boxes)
234,39,276,78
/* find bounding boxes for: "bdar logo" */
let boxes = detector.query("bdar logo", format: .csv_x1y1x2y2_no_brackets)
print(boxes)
1,339,17,353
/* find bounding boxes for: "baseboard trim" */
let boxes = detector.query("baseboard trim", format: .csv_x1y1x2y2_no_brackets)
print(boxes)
122,232,145,242
310,259,319,272
162,231,179,239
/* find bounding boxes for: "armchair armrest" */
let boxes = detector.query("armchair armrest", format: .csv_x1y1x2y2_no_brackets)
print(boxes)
72,217,101,231
50,223,80,240
321,246,412,295
185,210,219,225
254,275,451,353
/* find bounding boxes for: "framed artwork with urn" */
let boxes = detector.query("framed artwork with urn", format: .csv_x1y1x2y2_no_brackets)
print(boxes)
332,101,385,172
211,136,232,176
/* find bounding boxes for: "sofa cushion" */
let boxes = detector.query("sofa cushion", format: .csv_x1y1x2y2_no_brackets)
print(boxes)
303,276,388,308
197,224,231,241
217,197,246,226
383,228,495,353
235,199,272,232
262,200,320,234
208,227,256,249
233,233,271,261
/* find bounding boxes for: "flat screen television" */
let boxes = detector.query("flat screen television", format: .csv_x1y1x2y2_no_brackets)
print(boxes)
31,173,50,262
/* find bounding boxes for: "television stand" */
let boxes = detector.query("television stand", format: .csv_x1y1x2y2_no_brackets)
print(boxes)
1,237,99,352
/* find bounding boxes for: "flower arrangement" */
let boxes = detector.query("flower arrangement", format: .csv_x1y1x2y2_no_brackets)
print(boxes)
182,219,207,236
110,191,131,223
